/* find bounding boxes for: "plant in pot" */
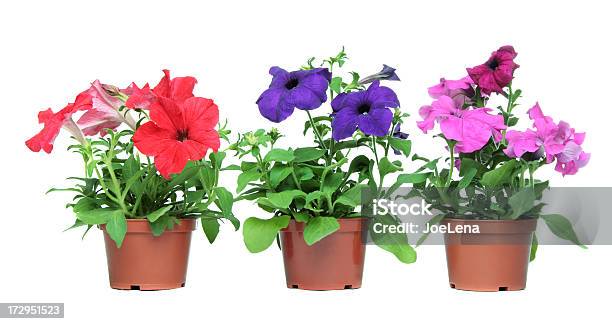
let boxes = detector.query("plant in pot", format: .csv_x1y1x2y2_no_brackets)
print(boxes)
414,46,589,291
26,70,239,290
233,49,417,290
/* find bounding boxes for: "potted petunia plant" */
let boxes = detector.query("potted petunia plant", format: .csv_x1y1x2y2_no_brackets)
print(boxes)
26,70,239,290
233,49,417,290
414,46,589,291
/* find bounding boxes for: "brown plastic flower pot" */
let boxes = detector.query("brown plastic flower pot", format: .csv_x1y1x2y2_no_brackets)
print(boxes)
101,218,196,291
280,218,367,291
443,218,537,292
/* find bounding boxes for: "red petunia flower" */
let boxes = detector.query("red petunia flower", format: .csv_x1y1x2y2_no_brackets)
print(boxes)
466,45,519,95
133,96,220,178
25,91,92,153
125,69,197,110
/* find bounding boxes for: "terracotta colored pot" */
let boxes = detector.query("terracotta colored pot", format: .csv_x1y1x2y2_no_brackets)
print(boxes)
443,218,537,292
101,218,196,291
280,218,367,291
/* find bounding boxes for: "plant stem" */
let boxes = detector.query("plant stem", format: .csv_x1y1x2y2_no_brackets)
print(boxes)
528,163,535,189
306,110,327,151
445,141,456,188
103,157,132,217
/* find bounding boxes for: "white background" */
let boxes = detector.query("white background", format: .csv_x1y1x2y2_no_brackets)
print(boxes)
1,0,610,323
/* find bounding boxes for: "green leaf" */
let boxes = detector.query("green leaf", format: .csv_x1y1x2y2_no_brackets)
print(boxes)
379,157,402,178
76,208,120,225
335,184,366,208
388,138,411,157
305,191,324,207
370,213,417,264
168,163,201,188
106,211,127,248
214,187,234,217
530,234,538,262
266,190,306,209
295,166,314,181
264,148,295,162
541,214,585,248
201,218,220,243
322,172,344,194
347,155,370,175
416,214,445,246
221,164,242,171
481,160,517,187
63,219,86,232
72,197,99,213
387,173,431,197
508,187,535,219
186,190,206,204
458,168,477,189
146,206,173,222
293,147,325,163
236,167,261,193
303,217,340,245
150,216,179,236
269,165,293,187
243,216,290,253
292,211,310,223
330,76,343,94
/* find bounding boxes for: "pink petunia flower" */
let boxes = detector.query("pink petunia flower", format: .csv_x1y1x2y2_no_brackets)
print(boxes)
504,103,589,176
427,75,474,107
417,95,506,153
77,80,135,136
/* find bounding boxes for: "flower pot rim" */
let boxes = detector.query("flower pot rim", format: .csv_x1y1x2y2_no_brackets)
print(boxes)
281,217,367,233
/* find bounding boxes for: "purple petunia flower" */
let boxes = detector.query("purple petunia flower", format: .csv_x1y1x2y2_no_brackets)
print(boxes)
331,81,400,141
359,64,401,84
256,67,331,123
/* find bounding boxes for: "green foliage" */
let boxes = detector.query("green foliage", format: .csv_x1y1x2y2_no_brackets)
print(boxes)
415,80,585,249
303,217,340,245
55,128,239,248
232,50,416,262
243,216,290,253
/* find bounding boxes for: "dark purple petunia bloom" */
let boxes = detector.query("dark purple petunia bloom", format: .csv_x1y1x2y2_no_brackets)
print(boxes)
359,64,400,84
391,123,409,155
331,81,400,141
256,67,331,122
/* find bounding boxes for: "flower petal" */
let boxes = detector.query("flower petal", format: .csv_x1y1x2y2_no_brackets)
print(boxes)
332,107,359,141
365,81,400,109
331,91,364,113
183,97,219,130
187,129,220,153
268,66,291,88
77,108,122,136
287,86,324,110
256,87,294,122
150,97,185,131
357,107,393,137
133,121,177,156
